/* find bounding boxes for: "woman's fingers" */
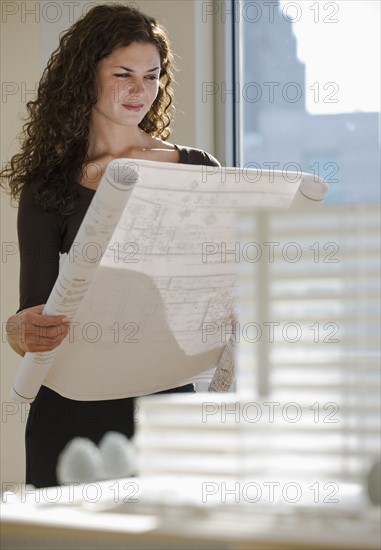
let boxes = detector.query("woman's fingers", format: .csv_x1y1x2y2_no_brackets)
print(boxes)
22,324,69,351
229,312,237,335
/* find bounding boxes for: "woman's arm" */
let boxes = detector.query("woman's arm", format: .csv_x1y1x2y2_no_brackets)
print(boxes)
8,186,70,355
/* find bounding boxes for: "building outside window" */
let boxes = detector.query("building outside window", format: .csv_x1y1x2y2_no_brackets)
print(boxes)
239,0,380,205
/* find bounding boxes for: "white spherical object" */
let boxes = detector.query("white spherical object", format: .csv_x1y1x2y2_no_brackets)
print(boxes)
367,460,381,506
56,437,104,485
99,431,137,479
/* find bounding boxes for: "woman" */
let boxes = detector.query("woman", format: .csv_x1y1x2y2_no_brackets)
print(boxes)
1,4,220,488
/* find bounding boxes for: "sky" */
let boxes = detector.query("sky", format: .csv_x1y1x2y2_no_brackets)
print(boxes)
280,0,380,114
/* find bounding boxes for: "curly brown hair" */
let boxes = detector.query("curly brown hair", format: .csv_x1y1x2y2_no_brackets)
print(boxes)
0,3,175,213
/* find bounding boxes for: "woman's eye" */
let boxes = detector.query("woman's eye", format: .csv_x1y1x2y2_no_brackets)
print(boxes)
114,73,131,78
146,75,159,81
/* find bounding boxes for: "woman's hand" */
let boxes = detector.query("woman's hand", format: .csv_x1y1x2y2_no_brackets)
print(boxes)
6,305,70,356
229,312,237,338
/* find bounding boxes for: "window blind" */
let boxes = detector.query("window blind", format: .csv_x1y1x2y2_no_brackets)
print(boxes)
235,204,381,485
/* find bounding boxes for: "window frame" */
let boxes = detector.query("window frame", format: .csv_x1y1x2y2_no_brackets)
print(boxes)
213,0,243,166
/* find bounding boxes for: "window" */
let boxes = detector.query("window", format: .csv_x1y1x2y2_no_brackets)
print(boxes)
237,0,380,204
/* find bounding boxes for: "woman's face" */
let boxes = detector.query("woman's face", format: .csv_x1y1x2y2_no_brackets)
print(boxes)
93,42,161,127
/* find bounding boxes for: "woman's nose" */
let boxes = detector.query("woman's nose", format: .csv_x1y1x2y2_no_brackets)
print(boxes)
125,79,145,98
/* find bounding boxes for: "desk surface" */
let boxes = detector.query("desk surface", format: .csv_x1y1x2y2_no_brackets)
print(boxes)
1,476,380,550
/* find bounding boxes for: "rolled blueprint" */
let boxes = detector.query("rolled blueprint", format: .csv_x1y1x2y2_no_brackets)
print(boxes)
289,174,329,208
11,160,138,402
11,163,328,403
208,335,236,392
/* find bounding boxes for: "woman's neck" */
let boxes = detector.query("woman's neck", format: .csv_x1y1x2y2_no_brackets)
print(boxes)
87,115,151,160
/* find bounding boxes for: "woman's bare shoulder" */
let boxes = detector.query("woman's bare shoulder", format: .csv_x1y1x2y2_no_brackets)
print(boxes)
133,136,180,163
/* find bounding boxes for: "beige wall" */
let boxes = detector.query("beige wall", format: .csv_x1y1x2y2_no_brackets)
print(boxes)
0,0,216,486
1,0,41,488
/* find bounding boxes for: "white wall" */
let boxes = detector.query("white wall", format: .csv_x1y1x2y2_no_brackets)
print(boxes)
0,0,216,486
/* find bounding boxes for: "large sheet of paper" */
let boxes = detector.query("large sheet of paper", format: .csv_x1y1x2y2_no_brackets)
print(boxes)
12,160,328,402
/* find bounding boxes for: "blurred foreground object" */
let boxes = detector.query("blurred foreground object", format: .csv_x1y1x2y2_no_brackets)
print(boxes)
57,431,136,485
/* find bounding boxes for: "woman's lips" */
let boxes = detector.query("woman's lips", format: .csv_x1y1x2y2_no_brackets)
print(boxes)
122,104,144,112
